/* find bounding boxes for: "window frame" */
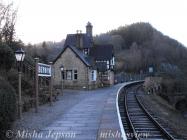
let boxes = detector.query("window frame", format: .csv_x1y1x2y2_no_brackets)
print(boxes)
73,69,78,80
91,70,97,81
66,70,73,80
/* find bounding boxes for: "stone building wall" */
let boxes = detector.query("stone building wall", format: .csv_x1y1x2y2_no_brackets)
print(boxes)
53,48,88,89
53,47,99,89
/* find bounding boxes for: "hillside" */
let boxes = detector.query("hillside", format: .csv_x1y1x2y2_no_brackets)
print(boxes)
28,22,187,91
24,22,187,94
94,22,187,95
94,22,187,74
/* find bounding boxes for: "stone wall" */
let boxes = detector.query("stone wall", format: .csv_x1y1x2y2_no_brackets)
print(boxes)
53,47,88,89
99,70,114,86
109,71,114,85
53,47,99,90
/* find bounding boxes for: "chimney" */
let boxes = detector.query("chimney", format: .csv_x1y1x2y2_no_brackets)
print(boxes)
76,30,83,49
86,22,93,37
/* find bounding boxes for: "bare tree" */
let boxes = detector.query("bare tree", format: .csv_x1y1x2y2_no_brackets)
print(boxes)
0,2,17,44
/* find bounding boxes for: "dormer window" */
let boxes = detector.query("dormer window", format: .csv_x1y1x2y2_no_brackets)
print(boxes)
83,48,89,55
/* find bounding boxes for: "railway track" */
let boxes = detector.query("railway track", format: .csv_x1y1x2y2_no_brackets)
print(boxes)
118,84,182,140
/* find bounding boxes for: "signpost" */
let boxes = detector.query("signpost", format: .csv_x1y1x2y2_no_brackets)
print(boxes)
38,63,52,77
35,58,53,113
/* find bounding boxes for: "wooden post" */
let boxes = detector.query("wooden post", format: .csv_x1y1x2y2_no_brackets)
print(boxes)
49,62,53,106
18,71,22,119
35,58,39,113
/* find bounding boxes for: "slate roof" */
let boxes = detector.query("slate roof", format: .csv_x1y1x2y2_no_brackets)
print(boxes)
90,44,114,61
53,37,114,72
53,45,93,67
64,34,93,49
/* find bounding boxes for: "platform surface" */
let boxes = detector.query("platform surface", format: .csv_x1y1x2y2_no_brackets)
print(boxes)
30,84,124,140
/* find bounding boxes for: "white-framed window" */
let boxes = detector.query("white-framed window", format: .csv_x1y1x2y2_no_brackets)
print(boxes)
66,70,72,80
91,70,97,81
65,69,78,80
107,60,110,69
110,57,115,66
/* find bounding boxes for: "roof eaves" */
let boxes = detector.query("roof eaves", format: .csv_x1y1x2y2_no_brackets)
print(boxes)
68,45,91,67
52,45,67,64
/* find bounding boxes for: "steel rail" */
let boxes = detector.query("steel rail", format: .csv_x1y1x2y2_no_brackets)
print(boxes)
124,90,140,140
123,84,177,140
135,95,176,140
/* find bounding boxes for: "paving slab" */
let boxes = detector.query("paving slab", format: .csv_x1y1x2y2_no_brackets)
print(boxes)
25,84,125,140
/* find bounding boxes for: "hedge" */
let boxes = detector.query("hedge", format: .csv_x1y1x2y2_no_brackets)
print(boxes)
0,77,17,139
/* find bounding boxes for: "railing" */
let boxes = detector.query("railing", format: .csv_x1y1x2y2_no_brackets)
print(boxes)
115,73,148,84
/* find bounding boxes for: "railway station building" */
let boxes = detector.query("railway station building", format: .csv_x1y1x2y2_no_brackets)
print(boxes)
53,22,115,89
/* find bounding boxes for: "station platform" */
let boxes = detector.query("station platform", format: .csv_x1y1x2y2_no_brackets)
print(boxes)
14,84,128,140
31,84,125,140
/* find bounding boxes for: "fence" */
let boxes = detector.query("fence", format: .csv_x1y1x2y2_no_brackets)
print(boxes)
15,57,53,115
115,72,148,84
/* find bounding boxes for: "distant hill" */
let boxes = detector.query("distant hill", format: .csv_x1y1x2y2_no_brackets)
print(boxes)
94,22,187,75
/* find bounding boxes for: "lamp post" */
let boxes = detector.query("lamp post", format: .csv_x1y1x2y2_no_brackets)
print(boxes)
34,58,39,113
15,48,25,119
49,62,53,106
60,65,64,93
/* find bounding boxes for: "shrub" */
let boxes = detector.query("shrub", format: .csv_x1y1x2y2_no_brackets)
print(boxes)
0,43,15,71
0,77,17,139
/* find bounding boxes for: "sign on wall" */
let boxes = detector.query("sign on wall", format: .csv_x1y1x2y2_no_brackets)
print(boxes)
38,63,51,77
149,67,154,73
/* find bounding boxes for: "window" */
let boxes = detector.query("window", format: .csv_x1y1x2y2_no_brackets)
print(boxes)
83,48,89,55
66,70,72,80
91,70,97,81
112,57,115,65
65,70,78,80
73,70,78,80
107,61,110,69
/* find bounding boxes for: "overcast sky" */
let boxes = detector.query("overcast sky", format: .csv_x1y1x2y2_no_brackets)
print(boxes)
7,0,187,46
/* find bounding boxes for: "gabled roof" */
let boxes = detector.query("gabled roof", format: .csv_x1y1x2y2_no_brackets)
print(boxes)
53,45,92,67
90,44,114,61
64,34,93,49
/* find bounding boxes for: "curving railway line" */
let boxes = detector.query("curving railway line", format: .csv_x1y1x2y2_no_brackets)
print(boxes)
118,83,182,140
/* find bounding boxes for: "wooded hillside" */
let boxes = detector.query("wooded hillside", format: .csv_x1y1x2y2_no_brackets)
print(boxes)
94,22,187,93
94,22,187,74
